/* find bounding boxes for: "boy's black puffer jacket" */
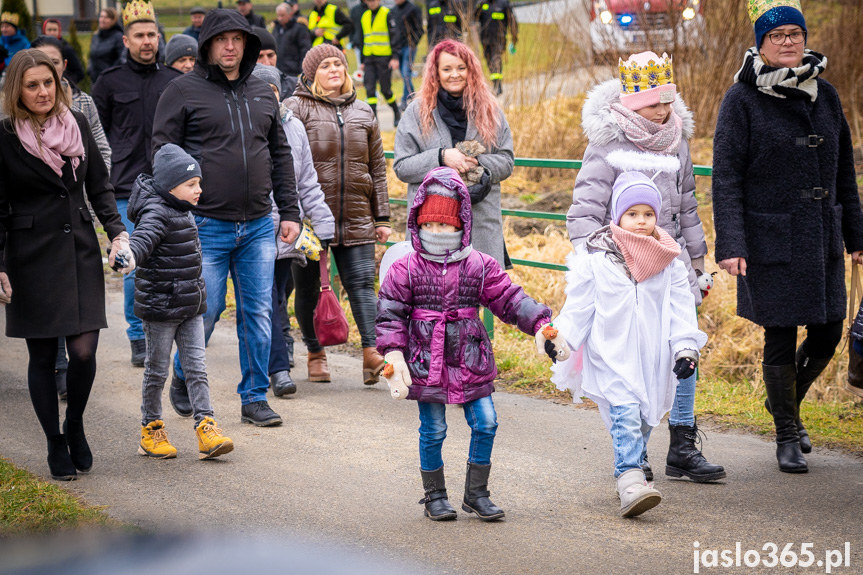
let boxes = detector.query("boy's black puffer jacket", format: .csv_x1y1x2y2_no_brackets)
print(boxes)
127,174,207,322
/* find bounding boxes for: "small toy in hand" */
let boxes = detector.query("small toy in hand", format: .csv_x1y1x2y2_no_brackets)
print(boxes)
455,140,487,186
382,361,395,378
106,247,129,272
696,270,717,299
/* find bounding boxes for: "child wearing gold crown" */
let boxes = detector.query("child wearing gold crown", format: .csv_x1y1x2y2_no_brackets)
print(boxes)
1,12,30,66
565,51,726,484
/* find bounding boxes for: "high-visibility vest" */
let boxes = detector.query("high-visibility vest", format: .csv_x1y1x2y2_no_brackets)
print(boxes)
309,3,342,47
361,7,391,57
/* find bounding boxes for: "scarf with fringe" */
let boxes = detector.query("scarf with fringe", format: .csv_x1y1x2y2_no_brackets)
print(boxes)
734,47,826,102
610,102,683,155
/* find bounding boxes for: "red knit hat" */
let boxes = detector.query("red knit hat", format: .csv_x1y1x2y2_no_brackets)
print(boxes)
417,194,462,230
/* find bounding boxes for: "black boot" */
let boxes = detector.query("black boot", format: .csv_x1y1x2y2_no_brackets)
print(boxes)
271,370,297,397
285,338,295,369
55,369,67,401
462,462,505,521
390,101,401,127
419,466,457,521
47,435,77,481
63,419,92,473
763,363,808,473
169,370,193,418
665,419,727,482
641,453,653,482
130,339,146,368
792,347,830,453
369,103,377,119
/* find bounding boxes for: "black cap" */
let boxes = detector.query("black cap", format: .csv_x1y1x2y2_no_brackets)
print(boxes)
190,6,206,14
251,26,277,52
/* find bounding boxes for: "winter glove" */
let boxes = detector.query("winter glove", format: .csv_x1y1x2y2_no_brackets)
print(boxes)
853,338,863,358
535,323,571,363
673,356,698,380
383,350,412,400
119,250,136,274
108,231,130,269
0,271,11,306
467,169,492,205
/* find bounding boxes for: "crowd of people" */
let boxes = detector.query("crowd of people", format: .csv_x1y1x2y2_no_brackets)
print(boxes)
1,0,862,523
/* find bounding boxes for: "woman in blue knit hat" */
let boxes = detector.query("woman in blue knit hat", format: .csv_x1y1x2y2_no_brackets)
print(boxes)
713,0,863,474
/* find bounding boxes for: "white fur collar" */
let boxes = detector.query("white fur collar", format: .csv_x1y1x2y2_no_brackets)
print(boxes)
605,149,681,173
581,78,695,146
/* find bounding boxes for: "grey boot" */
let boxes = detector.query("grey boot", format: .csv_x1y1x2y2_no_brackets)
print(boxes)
763,363,808,473
616,468,661,518
462,462,505,521
419,466,457,521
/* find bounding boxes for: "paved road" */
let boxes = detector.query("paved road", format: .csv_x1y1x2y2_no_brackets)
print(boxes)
1,291,862,573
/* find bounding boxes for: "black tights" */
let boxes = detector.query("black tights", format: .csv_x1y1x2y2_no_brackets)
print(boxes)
763,321,844,366
26,331,99,439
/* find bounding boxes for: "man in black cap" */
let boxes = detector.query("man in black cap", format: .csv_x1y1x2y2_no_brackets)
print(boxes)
183,6,206,40
273,0,310,88
252,25,297,98
237,0,267,28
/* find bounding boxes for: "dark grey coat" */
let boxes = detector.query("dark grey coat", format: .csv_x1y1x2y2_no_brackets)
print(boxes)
712,78,863,327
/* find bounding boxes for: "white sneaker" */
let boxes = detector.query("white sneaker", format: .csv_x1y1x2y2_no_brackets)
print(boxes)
616,468,662,517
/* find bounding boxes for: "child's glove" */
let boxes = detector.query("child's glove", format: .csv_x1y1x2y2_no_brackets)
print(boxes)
383,350,412,400
673,350,699,380
535,323,571,363
853,338,863,358
696,269,717,300
119,249,136,274
108,231,130,269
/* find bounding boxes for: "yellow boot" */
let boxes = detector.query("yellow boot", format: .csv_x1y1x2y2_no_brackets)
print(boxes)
138,420,177,459
196,417,234,460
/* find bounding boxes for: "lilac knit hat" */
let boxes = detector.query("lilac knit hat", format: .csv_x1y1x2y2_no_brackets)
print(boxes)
611,172,662,225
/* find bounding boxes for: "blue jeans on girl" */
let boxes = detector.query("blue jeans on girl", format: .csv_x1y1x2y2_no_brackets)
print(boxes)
417,395,498,471
609,403,653,478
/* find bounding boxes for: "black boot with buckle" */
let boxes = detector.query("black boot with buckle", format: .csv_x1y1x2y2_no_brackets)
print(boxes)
462,462,505,521
666,418,727,482
419,466,457,521
763,363,808,473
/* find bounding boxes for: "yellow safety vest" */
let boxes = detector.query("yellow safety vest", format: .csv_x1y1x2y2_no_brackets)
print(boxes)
308,4,342,47
361,7,392,57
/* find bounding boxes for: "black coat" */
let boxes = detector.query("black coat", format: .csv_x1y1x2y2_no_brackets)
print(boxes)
127,175,207,322
243,10,267,29
392,0,424,49
59,39,85,84
712,79,863,327
91,59,182,198
274,16,311,77
152,9,300,225
0,111,126,338
87,24,125,84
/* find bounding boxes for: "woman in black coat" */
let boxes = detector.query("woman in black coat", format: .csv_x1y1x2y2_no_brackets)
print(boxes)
87,8,124,84
0,50,128,480
712,3,863,474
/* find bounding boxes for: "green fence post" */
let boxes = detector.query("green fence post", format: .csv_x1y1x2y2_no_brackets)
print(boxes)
483,308,494,339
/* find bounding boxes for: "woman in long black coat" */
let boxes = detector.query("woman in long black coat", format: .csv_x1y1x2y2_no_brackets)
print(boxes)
713,3,863,474
0,50,128,480
87,8,124,84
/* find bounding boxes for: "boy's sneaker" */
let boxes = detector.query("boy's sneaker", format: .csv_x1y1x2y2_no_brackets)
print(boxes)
240,400,283,427
196,417,234,460
138,420,177,459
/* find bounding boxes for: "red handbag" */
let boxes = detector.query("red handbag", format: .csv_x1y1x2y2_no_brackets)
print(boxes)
313,249,349,347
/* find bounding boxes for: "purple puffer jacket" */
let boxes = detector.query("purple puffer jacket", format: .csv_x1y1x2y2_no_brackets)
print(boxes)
377,167,551,404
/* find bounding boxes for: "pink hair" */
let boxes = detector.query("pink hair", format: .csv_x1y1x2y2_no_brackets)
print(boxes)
418,39,500,145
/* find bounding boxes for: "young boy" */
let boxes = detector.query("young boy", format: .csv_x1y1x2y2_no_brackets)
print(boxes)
541,171,707,517
125,144,233,460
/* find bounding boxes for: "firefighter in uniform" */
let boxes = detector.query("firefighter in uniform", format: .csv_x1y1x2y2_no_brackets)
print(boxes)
442,0,467,41
308,0,354,47
477,0,518,95
426,0,445,47
358,0,403,125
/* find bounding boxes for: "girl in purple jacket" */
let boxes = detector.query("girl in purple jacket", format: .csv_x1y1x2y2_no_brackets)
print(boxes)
377,166,553,522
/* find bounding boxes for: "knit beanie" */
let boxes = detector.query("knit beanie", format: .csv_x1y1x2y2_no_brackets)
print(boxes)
165,34,197,66
252,26,277,52
611,172,662,225
154,144,202,195
618,51,676,111
252,63,281,90
749,0,806,48
302,43,348,81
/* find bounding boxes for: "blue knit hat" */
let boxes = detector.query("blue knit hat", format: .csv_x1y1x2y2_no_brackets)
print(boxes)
751,1,806,49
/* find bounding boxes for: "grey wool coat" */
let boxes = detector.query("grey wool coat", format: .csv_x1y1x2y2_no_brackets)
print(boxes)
713,78,863,328
567,78,707,304
393,100,514,266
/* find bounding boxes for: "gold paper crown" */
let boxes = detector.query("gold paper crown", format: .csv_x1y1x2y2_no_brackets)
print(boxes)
747,0,802,24
1,12,20,27
123,0,156,28
618,53,674,95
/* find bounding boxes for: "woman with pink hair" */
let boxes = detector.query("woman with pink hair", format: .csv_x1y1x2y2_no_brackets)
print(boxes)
393,39,513,266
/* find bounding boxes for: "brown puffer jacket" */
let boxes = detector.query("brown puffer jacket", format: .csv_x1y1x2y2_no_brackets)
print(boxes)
286,79,389,247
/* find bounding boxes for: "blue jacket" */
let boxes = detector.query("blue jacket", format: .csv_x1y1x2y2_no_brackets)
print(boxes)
1,30,30,65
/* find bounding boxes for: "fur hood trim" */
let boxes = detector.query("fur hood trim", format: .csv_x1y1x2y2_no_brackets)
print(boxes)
581,78,695,146
606,149,682,173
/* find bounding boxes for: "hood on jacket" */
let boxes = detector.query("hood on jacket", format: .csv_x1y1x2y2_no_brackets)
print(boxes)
127,174,159,222
194,8,261,84
581,78,695,147
408,167,473,254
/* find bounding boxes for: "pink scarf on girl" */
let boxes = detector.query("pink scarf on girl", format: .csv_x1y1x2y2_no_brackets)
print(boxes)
15,107,84,181
610,102,683,156
610,223,681,284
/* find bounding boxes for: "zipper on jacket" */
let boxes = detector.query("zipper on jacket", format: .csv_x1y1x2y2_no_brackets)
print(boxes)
231,89,250,221
223,92,236,133
336,105,346,245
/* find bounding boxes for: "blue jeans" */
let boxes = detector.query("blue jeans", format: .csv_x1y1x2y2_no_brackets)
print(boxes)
669,372,696,426
417,396,498,471
173,215,275,406
115,198,144,341
399,45,417,106
609,403,653,478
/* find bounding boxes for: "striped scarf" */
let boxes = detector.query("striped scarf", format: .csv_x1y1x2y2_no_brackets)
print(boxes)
734,47,827,102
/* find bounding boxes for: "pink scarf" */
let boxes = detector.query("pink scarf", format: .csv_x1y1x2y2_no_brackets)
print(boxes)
15,107,84,181
611,223,681,284
610,102,683,156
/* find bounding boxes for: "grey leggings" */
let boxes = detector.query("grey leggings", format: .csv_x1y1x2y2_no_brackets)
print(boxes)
293,243,378,350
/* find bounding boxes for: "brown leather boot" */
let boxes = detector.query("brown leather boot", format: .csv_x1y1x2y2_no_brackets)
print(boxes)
362,347,385,385
307,350,331,382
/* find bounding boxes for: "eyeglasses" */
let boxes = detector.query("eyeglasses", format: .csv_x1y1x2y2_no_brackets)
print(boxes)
766,30,806,45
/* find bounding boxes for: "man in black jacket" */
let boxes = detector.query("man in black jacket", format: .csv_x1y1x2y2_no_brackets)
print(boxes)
236,0,267,28
476,0,517,95
92,1,181,368
272,1,310,91
252,26,298,98
153,8,300,428
391,0,423,109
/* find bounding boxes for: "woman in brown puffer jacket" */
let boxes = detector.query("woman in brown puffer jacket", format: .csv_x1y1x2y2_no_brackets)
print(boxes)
286,43,390,386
